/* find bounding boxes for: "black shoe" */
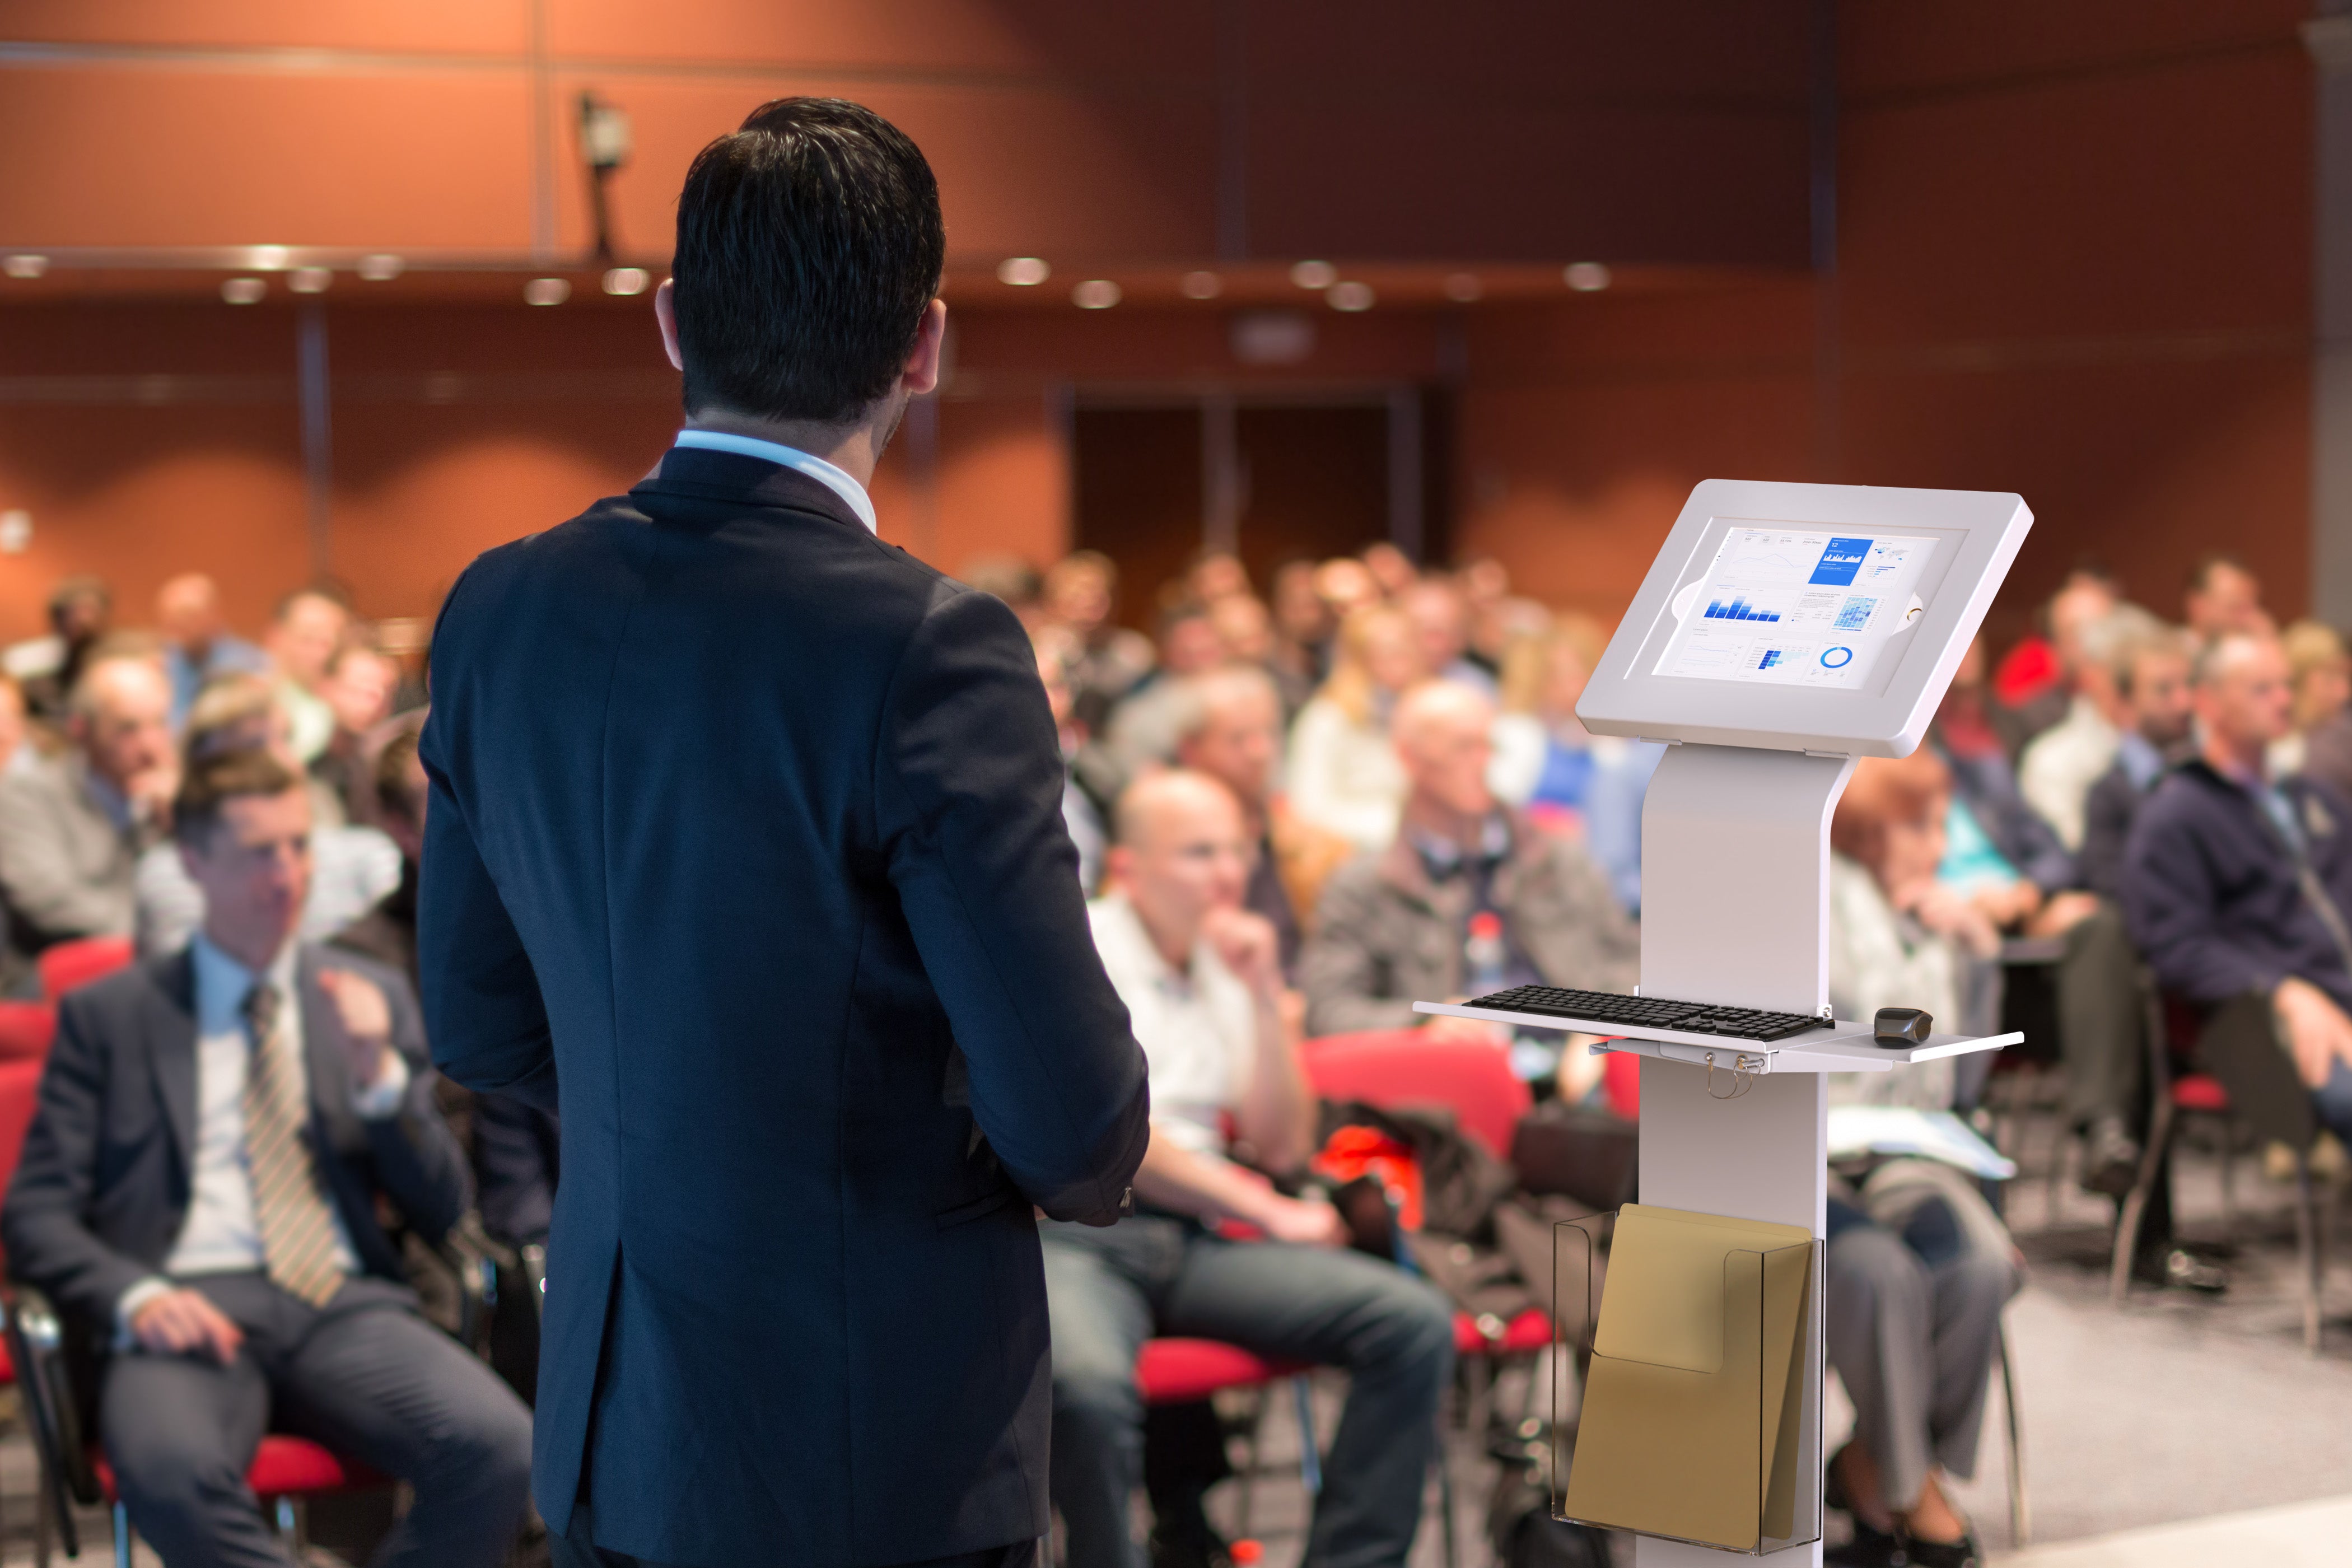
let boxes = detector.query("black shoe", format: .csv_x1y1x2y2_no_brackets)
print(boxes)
1901,1529,1984,1568
1824,1518,1905,1566
2131,1247,2229,1293
2080,1116,2143,1198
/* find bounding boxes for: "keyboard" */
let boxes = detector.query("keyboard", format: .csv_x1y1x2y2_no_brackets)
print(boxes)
1462,985,1835,1043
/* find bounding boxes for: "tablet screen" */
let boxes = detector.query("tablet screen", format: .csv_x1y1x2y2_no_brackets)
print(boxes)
1654,525,1939,689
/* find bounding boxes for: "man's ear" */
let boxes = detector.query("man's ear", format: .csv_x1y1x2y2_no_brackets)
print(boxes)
901,299,948,398
654,278,685,373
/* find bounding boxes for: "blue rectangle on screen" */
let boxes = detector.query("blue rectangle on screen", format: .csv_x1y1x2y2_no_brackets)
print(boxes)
1809,537,1874,586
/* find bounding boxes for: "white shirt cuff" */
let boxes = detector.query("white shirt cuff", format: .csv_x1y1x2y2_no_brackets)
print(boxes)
114,1275,174,1351
351,1050,410,1121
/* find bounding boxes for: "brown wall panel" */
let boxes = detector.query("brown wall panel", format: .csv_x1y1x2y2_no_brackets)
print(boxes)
1842,0,2310,99
0,1,531,53
551,75,1220,265
0,68,536,249
547,0,1214,79
1839,53,2311,345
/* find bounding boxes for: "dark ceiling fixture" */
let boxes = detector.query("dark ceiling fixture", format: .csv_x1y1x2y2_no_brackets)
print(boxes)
577,91,634,263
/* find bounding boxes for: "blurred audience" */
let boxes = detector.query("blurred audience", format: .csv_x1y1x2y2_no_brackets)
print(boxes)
1287,604,1422,852
1490,613,1661,914
0,652,176,956
2124,631,2352,1174
133,674,402,959
1102,601,1228,781
2019,604,2163,851
1035,630,1110,894
155,572,268,730
2078,623,2197,902
1400,576,1496,697
1300,681,1637,1037
1048,768,1452,1568
2274,619,2352,779
1044,550,1156,732
1824,752,2023,1568
0,669,31,781
1359,540,1418,600
1170,666,1354,978
1991,567,2116,752
2181,552,2267,643
3,574,115,724
1270,558,1336,685
313,644,403,827
265,587,352,765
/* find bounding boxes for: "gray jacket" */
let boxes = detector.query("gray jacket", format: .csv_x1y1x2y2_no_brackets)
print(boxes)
1300,813,1640,1035
0,753,145,952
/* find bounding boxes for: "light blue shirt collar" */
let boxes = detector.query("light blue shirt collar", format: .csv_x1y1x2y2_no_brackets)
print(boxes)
190,933,298,1039
671,429,877,535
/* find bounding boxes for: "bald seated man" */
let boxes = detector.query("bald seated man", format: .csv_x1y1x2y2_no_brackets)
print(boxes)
1300,680,1637,1044
2123,631,2352,1169
1047,769,1454,1568
157,573,269,730
0,653,178,954
1171,665,1354,978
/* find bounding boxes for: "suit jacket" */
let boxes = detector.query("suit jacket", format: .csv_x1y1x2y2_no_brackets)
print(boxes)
1299,810,1640,1036
0,945,468,1332
473,1091,559,1247
0,752,144,953
418,447,1151,1566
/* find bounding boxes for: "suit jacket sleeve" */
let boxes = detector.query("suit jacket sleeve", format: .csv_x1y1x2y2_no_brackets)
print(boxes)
1298,862,1420,1036
351,962,474,1244
874,585,1149,1224
474,1093,557,1245
417,680,558,1113
0,993,153,1326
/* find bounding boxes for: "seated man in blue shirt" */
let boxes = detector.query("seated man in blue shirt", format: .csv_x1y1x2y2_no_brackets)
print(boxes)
2123,631,2352,1175
1048,769,1454,1568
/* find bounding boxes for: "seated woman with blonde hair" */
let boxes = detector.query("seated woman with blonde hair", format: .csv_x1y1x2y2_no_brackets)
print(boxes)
1823,749,2022,1568
1285,603,1425,851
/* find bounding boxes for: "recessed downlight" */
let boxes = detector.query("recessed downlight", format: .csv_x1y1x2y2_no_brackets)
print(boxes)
998,257,1051,286
1290,260,1337,290
1564,262,1613,292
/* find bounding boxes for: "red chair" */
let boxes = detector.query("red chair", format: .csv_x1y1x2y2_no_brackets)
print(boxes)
1298,1029,1532,1158
36,935,134,1001
0,1001,55,1061
1135,1339,1315,1550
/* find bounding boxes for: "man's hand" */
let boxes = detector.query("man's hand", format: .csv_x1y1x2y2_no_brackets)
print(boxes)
1203,907,1282,999
130,1287,244,1365
2275,976,2352,1089
1253,1192,1349,1248
2025,889,2101,939
316,969,394,1089
1893,881,2002,959
126,763,180,828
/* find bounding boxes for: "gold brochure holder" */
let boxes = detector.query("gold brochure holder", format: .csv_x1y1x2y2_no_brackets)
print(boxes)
1552,1204,1821,1555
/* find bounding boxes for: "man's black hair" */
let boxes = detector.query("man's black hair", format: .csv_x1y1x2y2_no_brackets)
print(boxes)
672,97,945,426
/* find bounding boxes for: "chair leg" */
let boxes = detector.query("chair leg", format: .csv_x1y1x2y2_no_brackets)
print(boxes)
1291,1376,1323,1496
1996,1321,2028,1547
34,1468,51,1568
115,1500,133,1568
2295,1152,2323,1356
2111,1094,2177,1303
1234,1387,1266,1541
274,1493,304,1548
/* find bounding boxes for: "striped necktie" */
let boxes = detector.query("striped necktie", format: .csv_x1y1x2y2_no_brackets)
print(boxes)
240,982,347,1309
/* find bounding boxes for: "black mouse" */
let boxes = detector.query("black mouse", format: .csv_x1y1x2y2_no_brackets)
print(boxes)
1873,1007,1933,1047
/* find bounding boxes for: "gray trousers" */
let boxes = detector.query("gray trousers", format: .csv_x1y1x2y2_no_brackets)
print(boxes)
1824,1161,2020,1514
1041,1215,1456,1568
2057,902,2148,1131
101,1272,534,1568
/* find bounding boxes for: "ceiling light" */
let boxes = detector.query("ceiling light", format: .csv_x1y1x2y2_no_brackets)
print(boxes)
1443,272,1482,303
1072,279,1121,310
524,277,572,306
1564,262,1612,292
357,254,403,282
998,257,1051,286
1180,270,1222,300
1327,281,1375,312
221,277,266,305
248,245,291,272
289,267,332,295
3,255,48,279
603,267,650,296
1290,260,1337,290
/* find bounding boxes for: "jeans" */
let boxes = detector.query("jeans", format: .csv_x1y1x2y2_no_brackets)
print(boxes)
1040,1215,1455,1568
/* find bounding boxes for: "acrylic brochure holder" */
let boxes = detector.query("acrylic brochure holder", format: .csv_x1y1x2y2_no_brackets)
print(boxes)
1410,482,2033,1564
1552,1207,1821,1556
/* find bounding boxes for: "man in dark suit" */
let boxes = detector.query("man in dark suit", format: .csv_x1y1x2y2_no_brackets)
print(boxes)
420,97,1151,1568
2,748,534,1566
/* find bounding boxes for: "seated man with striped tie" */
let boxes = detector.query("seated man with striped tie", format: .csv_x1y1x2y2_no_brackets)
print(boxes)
2,747,533,1567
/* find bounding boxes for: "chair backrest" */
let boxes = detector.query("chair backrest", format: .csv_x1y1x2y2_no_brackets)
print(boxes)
0,1060,48,1264
1602,1048,1641,1120
0,1002,55,1062
1298,1029,1532,1158
36,936,134,1001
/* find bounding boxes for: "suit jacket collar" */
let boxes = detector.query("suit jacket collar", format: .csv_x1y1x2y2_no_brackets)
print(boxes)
150,942,348,1174
628,445,870,536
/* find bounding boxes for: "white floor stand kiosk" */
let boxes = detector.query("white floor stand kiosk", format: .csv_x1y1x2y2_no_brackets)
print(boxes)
1418,480,2034,1562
